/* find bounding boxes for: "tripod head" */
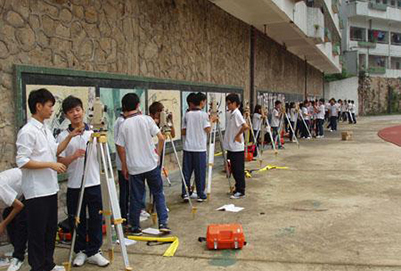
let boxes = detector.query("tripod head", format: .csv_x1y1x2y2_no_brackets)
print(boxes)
160,109,173,134
88,97,107,132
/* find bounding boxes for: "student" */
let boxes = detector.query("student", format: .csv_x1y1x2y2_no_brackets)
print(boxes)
223,93,249,199
0,168,26,271
57,96,109,267
116,93,170,235
347,100,353,124
114,111,130,224
149,101,176,138
289,102,297,141
342,99,348,122
16,88,81,271
271,100,283,149
301,101,311,139
252,105,262,156
351,100,357,124
328,98,339,132
181,92,211,202
316,98,325,138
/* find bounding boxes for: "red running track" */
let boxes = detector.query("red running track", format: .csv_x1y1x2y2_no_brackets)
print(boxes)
378,125,401,147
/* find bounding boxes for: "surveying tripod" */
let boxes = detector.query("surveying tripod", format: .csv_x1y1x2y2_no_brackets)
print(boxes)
283,107,300,148
243,101,263,166
256,103,277,156
159,110,197,216
64,98,132,271
206,98,234,199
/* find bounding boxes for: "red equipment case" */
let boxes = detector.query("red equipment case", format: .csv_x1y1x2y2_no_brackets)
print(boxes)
206,224,246,250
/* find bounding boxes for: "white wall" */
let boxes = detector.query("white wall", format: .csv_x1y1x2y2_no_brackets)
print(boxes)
324,76,359,115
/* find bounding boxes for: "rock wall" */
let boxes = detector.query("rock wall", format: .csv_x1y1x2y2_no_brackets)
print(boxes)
254,31,324,99
0,0,251,170
358,74,401,115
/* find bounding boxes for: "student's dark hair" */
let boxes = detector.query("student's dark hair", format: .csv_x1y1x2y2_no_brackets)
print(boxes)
186,92,196,106
193,92,207,106
253,104,262,114
28,88,56,114
149,101,164,115
62,95,83,114
351,100,354,104
275,100,282,106
121,93,140,112
290,102,295,108
226,93,241,106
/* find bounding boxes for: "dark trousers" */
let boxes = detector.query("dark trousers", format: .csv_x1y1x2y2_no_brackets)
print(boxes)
342,112,347,122
25,194,58,271
118,170,130,220
129,167,168,229
227,151,245,194
317,119,324,136
301,120,310,138
182,151,207,199
67,185,103,257
329,116,337,131
272,127,282,147
3,204,27,261
289,121,295,141
352,113,356,123
348,112,353,124
252,130,260,156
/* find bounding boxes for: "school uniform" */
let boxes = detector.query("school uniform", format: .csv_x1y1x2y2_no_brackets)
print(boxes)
289,108,297,140
316,104,325,136
252,113,262,155
0,168,27,263
16,118,59,271
114,116,129,220
348,103,354,124
351,104,357,124
271,108,282,147
329,104,339,131
223,108,246,195
342,103,348,122
57,126,103,258
301,107,310,138
116,114,168,230
181,110,210,200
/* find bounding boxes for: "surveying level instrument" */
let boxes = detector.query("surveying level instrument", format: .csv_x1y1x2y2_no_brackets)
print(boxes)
159,110,197,217
64,98,132,271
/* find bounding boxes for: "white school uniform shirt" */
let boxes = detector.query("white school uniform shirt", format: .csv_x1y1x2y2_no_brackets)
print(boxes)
330,104,339,117
114,116,125,171
351,104,356,114
16,118,59,200
271,108,280,128
342,103,347,112
57,127,100,189
347,103,353,111
252,113,262,131
182,110,210,152
290,108,297,122
0,168,22,209
116,114,160,175
303,107,310,121
316,104,325,119
223,108,246,152
308,106,315,120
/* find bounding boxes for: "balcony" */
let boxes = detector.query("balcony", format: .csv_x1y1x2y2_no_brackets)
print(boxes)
358,41,377,48
347,1,401,23
208,0,342,73
307,7,324,44
368,66,386,74
368,2,388,11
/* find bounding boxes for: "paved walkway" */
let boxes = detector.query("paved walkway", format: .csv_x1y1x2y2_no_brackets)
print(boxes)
7,115,401,271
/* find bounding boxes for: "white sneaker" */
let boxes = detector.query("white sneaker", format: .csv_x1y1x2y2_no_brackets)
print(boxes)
73,252,87,267
87,252,110,267
230,192,245,199
190,192,198,199
7,258,23,271
51,265,65,271
316,136,321,138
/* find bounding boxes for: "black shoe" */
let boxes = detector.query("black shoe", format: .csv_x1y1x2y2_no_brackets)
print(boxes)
129,227,142,236
159,224,171,234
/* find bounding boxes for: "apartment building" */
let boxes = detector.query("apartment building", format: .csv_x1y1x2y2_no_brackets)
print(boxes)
343,0,401,77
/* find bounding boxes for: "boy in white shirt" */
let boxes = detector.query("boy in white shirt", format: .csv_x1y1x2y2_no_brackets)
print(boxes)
57,96,109,267
116,93,170,235
301,101,311,139
16,88,81,271
316,98,325,138
350,100,357,124
0,168,26,271
181,93,211,202
223,93,249,199
328,98,339,132
271,100,283,149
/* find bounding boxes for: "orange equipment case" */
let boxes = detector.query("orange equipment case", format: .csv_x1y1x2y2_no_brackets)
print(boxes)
205,224,246,250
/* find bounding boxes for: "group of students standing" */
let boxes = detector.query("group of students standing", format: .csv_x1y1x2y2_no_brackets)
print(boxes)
0,89,251,271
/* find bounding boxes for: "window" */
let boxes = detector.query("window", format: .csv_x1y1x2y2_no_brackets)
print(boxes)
390,0,396,6
391,32,401,45
398,0,401,8
369,55,387,68
368,29,389,44
350,27,366,41
383,0,388,4
391,57,401,69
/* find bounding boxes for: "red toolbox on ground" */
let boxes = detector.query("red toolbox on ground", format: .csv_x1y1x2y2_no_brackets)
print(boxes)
205,224,246,250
